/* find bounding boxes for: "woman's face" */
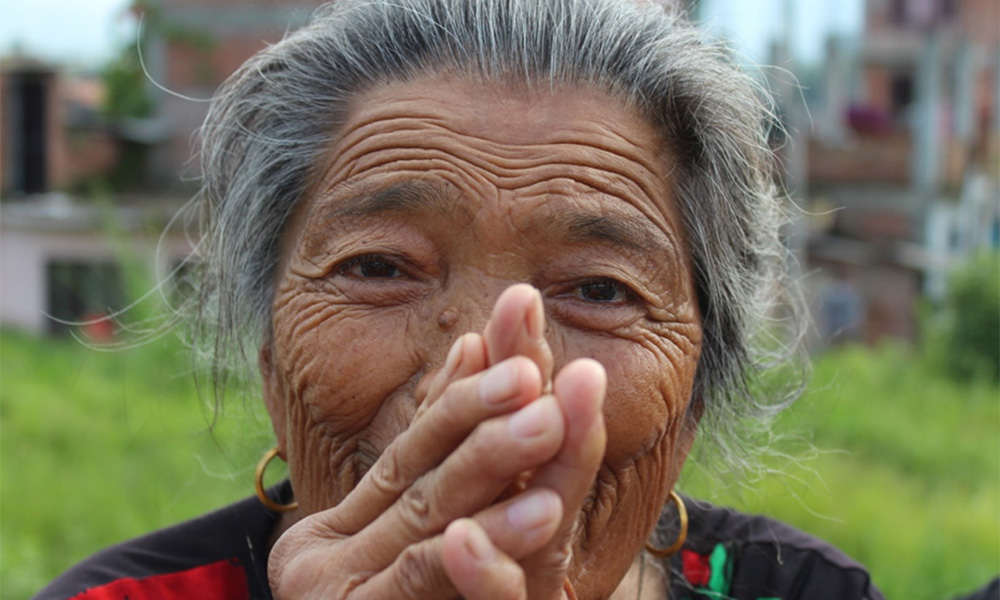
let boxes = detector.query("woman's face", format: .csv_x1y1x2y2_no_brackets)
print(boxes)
262,74,703,595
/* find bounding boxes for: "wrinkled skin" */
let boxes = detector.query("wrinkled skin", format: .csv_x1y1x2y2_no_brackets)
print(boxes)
259,74,703,599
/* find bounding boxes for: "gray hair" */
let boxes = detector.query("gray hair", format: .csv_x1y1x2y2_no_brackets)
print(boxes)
194,0,802,471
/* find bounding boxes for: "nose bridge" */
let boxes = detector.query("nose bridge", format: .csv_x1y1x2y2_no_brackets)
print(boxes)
438,198,528,338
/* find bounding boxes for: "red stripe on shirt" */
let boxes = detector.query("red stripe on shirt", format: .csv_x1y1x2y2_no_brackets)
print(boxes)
71,558,249,600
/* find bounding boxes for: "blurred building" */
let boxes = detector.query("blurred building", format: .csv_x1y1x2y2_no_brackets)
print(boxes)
0,59,120,197
1,0,317,335
0,57,183,335
139,0,319,188
803,0,999,346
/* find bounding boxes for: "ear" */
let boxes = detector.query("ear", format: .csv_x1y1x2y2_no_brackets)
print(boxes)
259,342,288,456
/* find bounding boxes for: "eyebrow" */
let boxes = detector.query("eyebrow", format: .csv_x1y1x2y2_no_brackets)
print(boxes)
322,181,456,220
557,212,660,251
314,179,667,253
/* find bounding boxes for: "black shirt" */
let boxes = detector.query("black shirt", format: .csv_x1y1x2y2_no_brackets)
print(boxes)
665,497,885,599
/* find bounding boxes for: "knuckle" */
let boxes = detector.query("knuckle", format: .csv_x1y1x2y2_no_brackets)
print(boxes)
428,408,464,443
370,442,408,496
544,539,574,574
465,415,547,477
397,484,435,535
395,542,449,597
268,545,354,600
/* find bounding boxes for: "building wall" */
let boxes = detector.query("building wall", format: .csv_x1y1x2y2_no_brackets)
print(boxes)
804,0,1000,346
0,222,194,333
0,67,120,196
145,1,319,188
50,77,120,190
958,0,1000,45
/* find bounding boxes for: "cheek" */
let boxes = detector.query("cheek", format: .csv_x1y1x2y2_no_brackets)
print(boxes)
560,329,699,600
270,281,422,434
562,329,699,469
604,364,669,467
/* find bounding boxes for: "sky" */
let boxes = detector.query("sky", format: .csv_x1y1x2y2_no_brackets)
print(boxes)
0,0,133,68
698,0,864,65
0,0,863,70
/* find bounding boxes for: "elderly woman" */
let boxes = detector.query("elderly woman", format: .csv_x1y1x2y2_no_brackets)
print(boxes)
38,1,885,599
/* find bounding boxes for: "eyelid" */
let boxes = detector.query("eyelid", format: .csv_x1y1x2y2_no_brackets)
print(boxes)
335,252,409,277
578,277,637,302
551,275,637,303
338,252,395,267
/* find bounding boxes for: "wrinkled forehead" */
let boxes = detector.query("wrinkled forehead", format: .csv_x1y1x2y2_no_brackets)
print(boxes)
345,73,653,146
291,73,686,244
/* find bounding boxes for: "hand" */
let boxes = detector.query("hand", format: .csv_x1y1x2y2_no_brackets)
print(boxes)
267,284,607,599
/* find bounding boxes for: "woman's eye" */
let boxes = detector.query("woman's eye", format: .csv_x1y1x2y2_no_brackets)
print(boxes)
340,255,401,279
576,279,630,303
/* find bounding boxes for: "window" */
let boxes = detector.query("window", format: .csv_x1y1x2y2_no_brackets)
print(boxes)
46,261,124,336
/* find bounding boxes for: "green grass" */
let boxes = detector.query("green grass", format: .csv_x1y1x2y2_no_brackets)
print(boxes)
2,332,998,599
1,330,276,599
681,344,1000,599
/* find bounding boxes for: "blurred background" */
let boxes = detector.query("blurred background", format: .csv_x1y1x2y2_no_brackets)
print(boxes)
1,0,997,598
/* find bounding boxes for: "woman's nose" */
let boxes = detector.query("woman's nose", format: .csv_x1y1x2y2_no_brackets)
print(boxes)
414,283,554,416
434,278,515,338
431,283,553,382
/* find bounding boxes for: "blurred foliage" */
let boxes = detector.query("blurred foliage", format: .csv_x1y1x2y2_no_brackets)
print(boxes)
0,330,273,600
683,342,999,600
102,52,154,119
101,2,155,119
942,252,1000,381
101,36,154,118
923,252,1000,382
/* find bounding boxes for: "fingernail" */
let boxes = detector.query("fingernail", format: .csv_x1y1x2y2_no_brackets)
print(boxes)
527,289,544,340
508,399,547,439
444,335,465,378
478,361,518,405
507,491,556,532
464,522,495,564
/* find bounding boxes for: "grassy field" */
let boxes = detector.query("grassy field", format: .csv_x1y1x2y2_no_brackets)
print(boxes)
2,330,997,599
681,344,999,598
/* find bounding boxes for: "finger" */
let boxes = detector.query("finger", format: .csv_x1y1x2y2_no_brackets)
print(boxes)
341,490,561,599
484,284,553,390
357,520,530,600
443,519,528,600
268,492,559,600
356,533,455,599
331,355,544,534
521,359,607,598
349,395,565,565
416,332,488,421
471,487,562,558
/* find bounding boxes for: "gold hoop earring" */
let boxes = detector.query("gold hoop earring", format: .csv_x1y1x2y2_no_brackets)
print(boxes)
255,447,298,513
644,490,688,558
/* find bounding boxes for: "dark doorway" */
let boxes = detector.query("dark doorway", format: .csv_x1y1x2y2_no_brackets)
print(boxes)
11,71,50,194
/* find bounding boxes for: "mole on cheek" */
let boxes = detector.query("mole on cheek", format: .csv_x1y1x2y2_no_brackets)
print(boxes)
437,309,459,330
